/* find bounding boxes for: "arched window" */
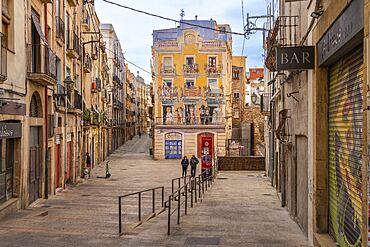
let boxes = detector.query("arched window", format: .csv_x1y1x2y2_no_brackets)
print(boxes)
30,92,42,118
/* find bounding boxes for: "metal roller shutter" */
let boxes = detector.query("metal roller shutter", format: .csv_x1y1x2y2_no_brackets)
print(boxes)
328,46,363,246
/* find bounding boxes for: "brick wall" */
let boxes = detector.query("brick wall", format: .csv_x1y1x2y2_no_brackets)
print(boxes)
218,156,265,171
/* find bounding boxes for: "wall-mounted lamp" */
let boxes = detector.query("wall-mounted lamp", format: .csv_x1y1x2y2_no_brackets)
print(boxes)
310,9,324,19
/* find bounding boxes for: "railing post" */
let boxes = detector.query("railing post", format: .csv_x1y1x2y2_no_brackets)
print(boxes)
152,189,155,214
119,197,122,235
138,192,142,222
185,183,188,215
178,178,180,191
177,189,181,224
168,195,171,235
162,186,164,208
172,179,174,194
191,179,194,208
199,175,202,199
194,177,197,203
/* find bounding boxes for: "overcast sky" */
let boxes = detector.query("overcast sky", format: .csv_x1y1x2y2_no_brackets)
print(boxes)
95,0,266,83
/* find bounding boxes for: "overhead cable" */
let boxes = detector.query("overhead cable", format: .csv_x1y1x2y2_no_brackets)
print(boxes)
101,0,246,36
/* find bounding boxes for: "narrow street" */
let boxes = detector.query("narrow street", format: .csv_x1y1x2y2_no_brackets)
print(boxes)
0,136,309,247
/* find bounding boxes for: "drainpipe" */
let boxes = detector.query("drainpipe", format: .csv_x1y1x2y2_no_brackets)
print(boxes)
44,2,49,199
63,0,67,189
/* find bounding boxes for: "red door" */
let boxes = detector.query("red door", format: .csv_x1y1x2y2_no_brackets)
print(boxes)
201,136,213,171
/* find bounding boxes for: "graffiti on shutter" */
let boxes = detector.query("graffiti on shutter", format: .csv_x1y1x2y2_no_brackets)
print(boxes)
328,46,363,246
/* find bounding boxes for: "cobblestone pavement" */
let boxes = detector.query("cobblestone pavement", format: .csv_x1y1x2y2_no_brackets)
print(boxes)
0,135,311,247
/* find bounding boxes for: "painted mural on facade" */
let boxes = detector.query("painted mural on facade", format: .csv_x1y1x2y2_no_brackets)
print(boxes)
328,50,363,247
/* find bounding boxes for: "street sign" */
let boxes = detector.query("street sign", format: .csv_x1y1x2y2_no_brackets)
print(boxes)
276,46,315,71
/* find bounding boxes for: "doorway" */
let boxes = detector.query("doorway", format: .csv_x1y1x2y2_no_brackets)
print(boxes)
29,127,41,205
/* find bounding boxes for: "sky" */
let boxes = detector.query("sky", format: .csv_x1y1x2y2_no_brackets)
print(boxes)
95,0,267,83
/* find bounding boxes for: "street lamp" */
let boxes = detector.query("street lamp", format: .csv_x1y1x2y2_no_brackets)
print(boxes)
251,92,258,105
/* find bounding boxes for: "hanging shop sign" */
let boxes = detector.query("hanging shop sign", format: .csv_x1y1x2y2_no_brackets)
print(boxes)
0,122,22,139
317,0,364,66
276,46,315,71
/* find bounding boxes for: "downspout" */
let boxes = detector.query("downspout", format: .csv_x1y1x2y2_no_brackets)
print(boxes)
44,2,49,199
63,0,67,189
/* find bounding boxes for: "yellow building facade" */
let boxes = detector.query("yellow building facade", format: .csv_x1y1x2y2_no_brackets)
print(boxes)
152,20,232,167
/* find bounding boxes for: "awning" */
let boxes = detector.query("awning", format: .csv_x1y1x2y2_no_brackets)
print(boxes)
31,11,48,44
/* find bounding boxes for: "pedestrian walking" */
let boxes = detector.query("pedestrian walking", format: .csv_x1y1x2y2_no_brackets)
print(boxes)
85,152,91,178
139,132,142,138
181,156,189,177
190,155,199,177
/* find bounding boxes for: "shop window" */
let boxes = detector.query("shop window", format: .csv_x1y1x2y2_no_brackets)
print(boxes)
0,139,15,203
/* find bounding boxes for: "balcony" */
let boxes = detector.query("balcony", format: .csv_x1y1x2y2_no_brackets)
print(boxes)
27,44,57,86
155,116,225,127
66,30,80,59
56,84,65,107
182,87,202,99
82,7,90,29
159,86,178,102
91,78,101,92
74,91,83,110
205,64,222,76
0,33,7,81
56,16,65,43
161,65,176,75
83,53,92,73
183,64,199,75
260,93,271,116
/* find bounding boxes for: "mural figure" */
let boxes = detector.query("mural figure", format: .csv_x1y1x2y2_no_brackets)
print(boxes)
164,106,173,125
328,56,363,247
176,107,183,124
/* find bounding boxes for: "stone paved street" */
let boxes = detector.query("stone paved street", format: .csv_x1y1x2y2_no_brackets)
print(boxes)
0,136,310,246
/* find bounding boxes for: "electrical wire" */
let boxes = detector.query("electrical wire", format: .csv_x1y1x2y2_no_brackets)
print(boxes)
241,0,246,57
101,0,246,36
104,46,152,75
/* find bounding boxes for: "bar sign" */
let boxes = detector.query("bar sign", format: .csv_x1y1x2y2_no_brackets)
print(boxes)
276,46,315,71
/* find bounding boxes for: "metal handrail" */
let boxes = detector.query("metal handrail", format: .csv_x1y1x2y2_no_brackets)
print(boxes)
118,186,164,235
166,167,217,235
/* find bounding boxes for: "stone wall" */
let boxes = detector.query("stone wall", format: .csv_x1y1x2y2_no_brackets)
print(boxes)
218,156,265,171
243,106,265,156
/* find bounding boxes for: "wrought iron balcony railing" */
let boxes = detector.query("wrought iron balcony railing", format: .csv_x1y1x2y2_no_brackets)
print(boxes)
183,64,199,74
161,65,176,74
66,30,80,58
27,44,57,84
205,64,222,75
56,16,65,42
155,116,225,126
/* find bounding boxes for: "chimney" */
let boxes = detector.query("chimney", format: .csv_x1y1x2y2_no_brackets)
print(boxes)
195,15,198,20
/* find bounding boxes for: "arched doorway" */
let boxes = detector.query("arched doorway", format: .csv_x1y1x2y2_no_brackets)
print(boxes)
29,92,43,205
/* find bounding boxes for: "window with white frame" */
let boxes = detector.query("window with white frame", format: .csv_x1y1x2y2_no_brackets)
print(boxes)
208,79,219,95
185,56,194,66
233,91,240,99
185,79,195,89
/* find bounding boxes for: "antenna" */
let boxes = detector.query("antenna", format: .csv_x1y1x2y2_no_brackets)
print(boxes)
180,9,185,20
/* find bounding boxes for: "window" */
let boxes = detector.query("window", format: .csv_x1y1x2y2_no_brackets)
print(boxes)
233,109,240,119
234,91,240,99
185,79,195,89
163,79,172,87
208,79,219,94
208,56,216,67
185,57,194,66
233,70,240,80
0,139,15,203
163,57,172,68
2,0,13,50
219,26,226,33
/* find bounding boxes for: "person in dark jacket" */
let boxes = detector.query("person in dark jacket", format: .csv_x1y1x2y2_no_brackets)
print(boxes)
190,155,199,177
181,156,189,177
86,152,91,168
